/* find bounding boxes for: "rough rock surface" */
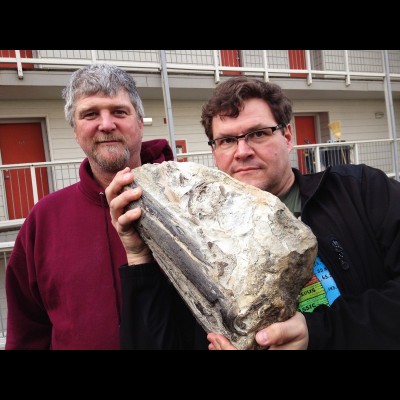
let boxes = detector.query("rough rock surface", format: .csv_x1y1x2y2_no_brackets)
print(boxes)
125,161,317,349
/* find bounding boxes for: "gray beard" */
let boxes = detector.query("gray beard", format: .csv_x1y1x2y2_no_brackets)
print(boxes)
92,146,131,173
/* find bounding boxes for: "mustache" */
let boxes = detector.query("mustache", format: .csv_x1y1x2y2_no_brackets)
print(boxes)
95,135,125,143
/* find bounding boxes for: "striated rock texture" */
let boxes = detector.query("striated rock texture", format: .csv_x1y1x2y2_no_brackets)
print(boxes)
124,161,317,349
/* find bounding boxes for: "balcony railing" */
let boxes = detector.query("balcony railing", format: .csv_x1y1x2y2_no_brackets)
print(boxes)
0,139,398,230
1,50,400,84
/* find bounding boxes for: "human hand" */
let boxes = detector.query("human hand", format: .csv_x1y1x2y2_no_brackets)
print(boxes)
207,312,308,350
207,333,237,350
255,312,309,350
105,167,153,265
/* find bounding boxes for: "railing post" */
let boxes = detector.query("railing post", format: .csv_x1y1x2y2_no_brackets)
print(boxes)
159,50,177,161
353,143,360,164
30,166,39,204
344,50,351,86
262,50,269,82
91,50,97,64
314,144,322,172
213,50,220,83
382,50,399,181
0,296,5,338
15,50,23,79
305,50,312,86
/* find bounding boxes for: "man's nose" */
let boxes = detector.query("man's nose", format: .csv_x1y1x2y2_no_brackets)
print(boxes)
234,137,254,156
99,112,116,131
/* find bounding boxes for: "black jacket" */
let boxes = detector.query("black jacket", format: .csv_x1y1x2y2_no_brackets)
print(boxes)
119,164,400,349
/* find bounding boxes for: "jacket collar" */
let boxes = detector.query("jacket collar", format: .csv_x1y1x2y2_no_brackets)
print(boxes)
293,167,329,204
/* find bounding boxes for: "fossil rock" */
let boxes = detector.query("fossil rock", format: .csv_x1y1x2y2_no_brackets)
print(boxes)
125,161,317,349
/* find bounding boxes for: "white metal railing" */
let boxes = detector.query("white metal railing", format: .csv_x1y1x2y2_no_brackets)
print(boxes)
1,50,400,84
0,159,81,227
291,138,399,176
0,139,398,228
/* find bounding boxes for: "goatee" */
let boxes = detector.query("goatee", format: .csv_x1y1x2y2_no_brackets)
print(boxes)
94,147,131,173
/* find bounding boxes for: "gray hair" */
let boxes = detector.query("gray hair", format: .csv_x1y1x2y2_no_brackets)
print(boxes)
62,63,144,127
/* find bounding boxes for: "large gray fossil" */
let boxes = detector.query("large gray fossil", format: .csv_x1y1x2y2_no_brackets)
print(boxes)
124,161,317,349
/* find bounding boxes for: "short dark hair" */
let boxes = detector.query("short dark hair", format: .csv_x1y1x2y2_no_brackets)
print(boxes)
201,77,292,140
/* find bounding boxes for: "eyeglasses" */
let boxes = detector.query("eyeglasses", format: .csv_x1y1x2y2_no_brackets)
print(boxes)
208,124,284,151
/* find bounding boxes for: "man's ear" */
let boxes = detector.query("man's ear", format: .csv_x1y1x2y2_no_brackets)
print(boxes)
139,119,144,139
284,124,294,150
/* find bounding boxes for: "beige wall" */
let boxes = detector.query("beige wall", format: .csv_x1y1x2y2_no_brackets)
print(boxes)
0,98,399,163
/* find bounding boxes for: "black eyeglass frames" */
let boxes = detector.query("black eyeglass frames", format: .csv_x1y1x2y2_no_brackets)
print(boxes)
208,124,285,150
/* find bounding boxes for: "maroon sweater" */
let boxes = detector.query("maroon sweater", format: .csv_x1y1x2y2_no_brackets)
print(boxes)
5,139,173,349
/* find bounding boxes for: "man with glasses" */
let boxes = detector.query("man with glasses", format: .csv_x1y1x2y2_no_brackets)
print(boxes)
106,76,400,349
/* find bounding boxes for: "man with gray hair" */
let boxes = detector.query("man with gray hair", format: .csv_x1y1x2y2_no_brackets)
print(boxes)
5,64,173,349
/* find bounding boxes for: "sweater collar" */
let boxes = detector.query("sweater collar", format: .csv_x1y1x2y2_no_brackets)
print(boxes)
77,158,105,206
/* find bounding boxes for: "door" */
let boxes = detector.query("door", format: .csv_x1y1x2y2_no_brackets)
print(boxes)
175,140,188,162
288,50,307,78
0,122,49,219
220,50,241,75
294,116,316,174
